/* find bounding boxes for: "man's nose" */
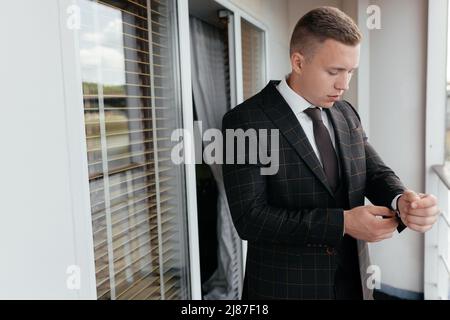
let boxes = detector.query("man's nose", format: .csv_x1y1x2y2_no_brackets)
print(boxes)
335,74,350,91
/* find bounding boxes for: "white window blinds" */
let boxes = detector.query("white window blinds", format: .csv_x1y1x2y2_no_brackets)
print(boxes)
77,0,190,300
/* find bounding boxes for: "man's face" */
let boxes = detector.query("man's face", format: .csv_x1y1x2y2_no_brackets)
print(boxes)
293,39,360,108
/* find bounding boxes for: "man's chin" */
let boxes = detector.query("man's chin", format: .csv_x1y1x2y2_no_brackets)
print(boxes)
321,102,335,108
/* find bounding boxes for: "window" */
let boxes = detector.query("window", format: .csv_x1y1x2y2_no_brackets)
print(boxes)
241,19,266,100
425,0,450,300
446,2,450,163
77,0,189,299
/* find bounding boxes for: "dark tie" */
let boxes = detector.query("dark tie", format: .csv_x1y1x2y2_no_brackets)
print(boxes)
304,107,339,191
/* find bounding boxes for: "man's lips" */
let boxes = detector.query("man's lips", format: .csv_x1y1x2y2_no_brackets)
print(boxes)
328,95,341,100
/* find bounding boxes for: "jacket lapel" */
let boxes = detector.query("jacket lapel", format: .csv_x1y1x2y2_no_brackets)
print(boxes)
259,81,334,197
326,105,353,200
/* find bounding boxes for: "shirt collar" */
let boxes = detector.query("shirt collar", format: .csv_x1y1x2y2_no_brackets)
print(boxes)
276,75,322,114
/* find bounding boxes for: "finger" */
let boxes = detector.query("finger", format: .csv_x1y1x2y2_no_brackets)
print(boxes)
373,232,395,242
402,190,421,203
418,193,427,198
376,217,399,231
407,206,440,217
367,206,395,217
410,194,437,209
379,232,395,240
369,236,385,243
408,223,433,233
403,214,437,226
400,212,407,222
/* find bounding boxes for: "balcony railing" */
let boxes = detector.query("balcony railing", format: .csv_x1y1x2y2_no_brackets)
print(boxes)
426,165,450,299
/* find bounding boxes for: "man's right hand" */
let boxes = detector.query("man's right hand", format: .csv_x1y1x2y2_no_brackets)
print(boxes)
343,205,398,242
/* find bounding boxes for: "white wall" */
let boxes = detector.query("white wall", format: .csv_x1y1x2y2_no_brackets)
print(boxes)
0,0,96,299
229,0,291,79
367,0,428,296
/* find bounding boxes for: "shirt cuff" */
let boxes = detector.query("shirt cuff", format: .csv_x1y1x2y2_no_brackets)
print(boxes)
391,194,403,211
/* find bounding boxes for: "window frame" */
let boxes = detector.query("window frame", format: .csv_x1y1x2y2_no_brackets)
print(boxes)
59,0,99,299
424,0,449,300
209,0,270,279
60,0,198,300
177,0,269,296
60,0,270,299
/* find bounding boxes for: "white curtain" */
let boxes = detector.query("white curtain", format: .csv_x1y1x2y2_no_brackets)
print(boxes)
189,16,243,300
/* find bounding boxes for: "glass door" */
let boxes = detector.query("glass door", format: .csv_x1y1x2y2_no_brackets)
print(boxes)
76,0,190,300
241,18,266,101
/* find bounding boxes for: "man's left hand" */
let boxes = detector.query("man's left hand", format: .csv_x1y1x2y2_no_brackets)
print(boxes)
397,190,440,233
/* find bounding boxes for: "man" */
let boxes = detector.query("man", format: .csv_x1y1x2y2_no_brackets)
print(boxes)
222,7,439,300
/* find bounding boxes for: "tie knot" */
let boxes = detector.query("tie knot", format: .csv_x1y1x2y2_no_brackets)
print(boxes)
304,107,322,122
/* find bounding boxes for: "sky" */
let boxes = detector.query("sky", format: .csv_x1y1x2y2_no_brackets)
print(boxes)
79,0,126,86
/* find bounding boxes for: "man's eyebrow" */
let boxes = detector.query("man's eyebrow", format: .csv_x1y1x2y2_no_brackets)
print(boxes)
329,66,359,71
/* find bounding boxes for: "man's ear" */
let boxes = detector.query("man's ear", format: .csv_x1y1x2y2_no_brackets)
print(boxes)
291,52,305,74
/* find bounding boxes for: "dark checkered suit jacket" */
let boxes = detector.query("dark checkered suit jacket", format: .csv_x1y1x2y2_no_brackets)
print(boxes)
222,80,406,300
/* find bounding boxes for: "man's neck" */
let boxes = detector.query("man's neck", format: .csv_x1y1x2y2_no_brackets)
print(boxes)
286,73,316,107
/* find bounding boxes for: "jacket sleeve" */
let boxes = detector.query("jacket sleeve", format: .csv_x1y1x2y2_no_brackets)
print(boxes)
343,101,407,232
364,135,407,232
221,109,344,247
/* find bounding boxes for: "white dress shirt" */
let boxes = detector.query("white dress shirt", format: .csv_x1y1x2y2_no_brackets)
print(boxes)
276,76,336,167
276,76,401,212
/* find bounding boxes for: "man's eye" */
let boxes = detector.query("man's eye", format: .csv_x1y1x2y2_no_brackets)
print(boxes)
328,71,338,76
